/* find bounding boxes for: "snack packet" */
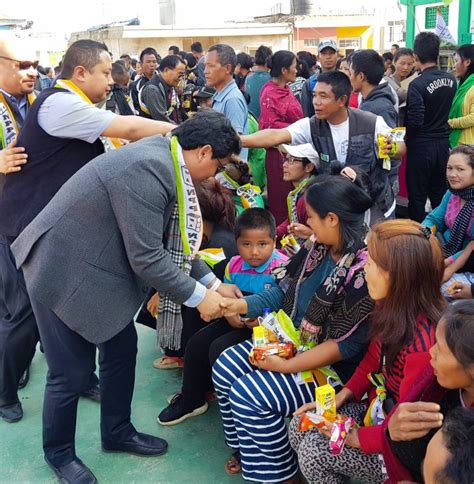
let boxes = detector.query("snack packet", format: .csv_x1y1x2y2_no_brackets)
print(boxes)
329,416,355,455
250,342,296,364
280,234,301,255
298,411,328,432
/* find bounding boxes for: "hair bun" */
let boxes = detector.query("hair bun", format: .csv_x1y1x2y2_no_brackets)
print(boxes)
266,57,273,69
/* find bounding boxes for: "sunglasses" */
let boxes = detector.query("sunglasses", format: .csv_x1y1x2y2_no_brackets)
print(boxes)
0,55,39,71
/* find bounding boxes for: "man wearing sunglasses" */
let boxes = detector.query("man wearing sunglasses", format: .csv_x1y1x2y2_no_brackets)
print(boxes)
0,40,37,178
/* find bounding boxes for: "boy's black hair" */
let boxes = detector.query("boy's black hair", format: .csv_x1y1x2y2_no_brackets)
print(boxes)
414,31,440,64
436,407,474,484
350,49,385,86
139,47,159,63
234,208,276,240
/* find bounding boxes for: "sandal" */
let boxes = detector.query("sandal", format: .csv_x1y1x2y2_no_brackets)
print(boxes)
152,356,184,369
225,450,242,475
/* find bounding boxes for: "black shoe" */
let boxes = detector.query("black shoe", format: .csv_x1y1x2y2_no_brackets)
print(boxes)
157,393,208,426
44,456,97,484
80,384,100,403
0,402,23,423
102,432,168,456
18,366,30,390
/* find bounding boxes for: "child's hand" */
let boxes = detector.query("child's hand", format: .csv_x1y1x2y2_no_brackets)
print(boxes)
293,401,317,417
451,282,472,299
220,297,247,317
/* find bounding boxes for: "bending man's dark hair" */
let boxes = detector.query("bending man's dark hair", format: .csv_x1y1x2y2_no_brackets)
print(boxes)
168,45,180,55
61,40,109,79
414,31,440,64
208,44,237,71
234,207,276,240
436,407,474,484
316,71,352,106
267,50,296,78
173,110,241,159
305,174,373,252
350,49,385,86
159,55,184,71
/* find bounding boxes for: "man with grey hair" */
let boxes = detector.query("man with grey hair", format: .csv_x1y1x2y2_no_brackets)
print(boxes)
205,44,248,160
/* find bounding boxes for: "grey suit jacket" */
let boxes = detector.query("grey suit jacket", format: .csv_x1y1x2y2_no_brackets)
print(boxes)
12,135,210,344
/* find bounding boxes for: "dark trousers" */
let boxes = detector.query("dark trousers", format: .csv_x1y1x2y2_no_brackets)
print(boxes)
181,318,251,408
0,235,39,406
406,138,449,222
31,298,137,467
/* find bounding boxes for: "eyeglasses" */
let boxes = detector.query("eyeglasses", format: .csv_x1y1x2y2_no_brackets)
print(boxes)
0,55,39,71
216,158,226,172
283,156,304,165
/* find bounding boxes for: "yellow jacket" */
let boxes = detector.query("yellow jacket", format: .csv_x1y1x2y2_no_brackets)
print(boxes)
448,85,474,145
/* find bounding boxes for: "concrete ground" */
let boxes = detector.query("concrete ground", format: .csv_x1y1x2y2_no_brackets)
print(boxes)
0,325,240,483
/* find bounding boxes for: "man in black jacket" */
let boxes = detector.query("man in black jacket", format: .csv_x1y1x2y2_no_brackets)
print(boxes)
405,32,456,222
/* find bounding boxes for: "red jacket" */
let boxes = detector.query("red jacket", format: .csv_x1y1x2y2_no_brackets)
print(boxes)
345,315,436,455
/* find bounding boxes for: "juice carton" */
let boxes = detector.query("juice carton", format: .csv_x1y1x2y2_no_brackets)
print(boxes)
315,384,336,423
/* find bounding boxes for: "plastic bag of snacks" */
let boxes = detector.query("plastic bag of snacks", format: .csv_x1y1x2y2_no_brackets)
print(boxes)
377,127,406,170
329,416,355,455
250,325,295,363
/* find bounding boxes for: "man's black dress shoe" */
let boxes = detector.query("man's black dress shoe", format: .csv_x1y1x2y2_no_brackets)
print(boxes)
44,457,97,484
0,402,23,423
80,384,100,403
18,366,30,389
102,432,168,456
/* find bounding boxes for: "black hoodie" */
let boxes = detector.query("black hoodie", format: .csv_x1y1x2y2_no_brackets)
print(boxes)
359,82,398,128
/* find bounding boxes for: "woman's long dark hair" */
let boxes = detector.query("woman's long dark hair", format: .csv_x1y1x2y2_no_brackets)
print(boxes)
305,174,373,253
367,220,445,367
456,44,474,84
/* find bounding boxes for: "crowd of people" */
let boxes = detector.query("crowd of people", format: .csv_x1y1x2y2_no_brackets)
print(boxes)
0,29,473,484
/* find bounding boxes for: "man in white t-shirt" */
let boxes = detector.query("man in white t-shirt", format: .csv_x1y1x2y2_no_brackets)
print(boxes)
242,71,406,219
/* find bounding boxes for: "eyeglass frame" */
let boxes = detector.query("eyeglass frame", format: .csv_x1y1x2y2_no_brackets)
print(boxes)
0,55,39,71
283,155,305,165
216,158,226,172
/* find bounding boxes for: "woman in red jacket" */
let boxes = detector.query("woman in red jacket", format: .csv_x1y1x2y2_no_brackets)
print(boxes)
289,219,445,483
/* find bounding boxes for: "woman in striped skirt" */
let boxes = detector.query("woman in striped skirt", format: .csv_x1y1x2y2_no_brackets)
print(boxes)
213,173,375,482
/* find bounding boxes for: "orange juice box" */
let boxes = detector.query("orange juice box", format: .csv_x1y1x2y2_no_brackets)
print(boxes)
315,384,336,423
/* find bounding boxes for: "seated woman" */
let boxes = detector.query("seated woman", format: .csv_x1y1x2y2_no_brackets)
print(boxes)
422,145,474,292
212,174,374,481
151,178,238,368
275,143,319,244
382,299,474,483
289,219,445,484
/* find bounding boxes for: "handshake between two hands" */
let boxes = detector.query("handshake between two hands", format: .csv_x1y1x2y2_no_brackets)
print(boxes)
197,283,249,323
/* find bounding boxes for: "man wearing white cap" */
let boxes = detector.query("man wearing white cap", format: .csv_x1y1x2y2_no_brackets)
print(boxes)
276,143,319,242
300,39,339,118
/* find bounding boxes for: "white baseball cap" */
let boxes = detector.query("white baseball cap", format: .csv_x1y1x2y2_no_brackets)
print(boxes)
280,144,320,167
318,39,338,53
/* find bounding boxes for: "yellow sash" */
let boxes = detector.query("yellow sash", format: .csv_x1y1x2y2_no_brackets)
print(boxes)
55,80,121,150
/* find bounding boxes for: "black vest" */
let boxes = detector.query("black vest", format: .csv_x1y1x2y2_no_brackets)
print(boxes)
0,88,104,237
309,108,394,214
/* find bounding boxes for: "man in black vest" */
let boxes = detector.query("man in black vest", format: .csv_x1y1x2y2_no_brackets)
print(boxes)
0,39,175,428
241,71,406,220
129,47,159,114
405,32,457,222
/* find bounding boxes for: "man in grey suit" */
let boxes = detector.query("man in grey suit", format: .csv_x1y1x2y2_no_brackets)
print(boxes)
12,110,241,484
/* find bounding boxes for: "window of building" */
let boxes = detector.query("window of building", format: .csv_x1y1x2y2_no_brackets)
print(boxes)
425,5,449,29
338,38,360,49
304,38,320,47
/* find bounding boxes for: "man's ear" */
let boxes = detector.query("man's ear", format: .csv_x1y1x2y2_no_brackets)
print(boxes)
198,144,213,162
72,65,88,83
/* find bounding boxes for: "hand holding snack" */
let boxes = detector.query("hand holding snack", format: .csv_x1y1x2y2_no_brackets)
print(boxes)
146,292,160,318
225,314,246,329
450,282,473,299
288,222,313,240
253,353,291,373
